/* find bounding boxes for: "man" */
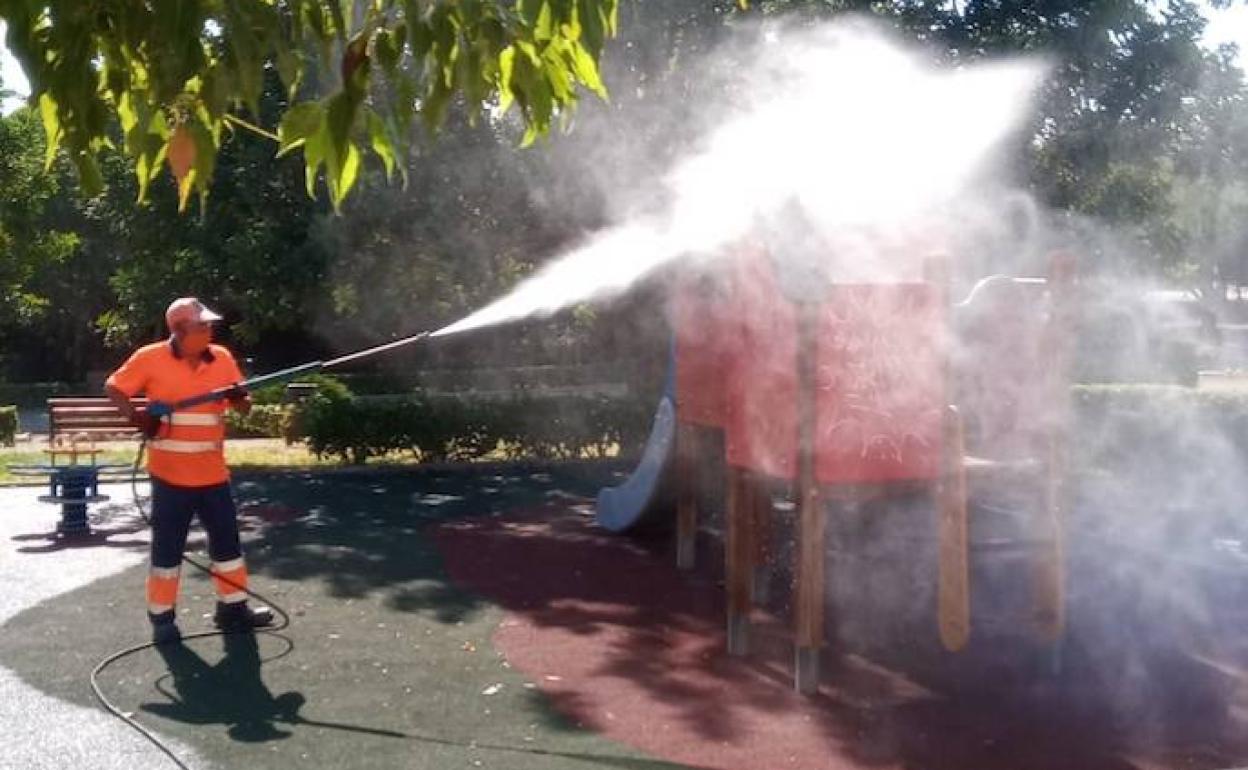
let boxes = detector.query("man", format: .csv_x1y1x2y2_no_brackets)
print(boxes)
105,297,273,644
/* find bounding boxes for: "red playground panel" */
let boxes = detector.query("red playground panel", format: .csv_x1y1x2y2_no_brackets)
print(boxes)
723,253,799,480
673,273,734,428
814,284,946,485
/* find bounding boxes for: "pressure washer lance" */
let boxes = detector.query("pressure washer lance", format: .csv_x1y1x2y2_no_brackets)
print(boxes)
91,330,432,769
149,330,434,417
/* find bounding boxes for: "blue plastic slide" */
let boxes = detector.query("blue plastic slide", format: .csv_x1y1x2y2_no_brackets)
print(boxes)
595,357,677,533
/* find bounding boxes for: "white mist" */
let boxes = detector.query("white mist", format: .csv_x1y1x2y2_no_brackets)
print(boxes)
434,21,1046,338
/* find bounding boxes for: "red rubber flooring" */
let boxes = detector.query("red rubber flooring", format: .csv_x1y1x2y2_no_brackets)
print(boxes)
436,504,1240,770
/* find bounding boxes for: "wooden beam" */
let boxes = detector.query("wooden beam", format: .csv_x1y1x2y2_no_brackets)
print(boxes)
725,465,755,655
750,475,772,605
676,422,699,570
1034,251,1077,643
794,301,823,694
938,405,971,651
924,253,971,652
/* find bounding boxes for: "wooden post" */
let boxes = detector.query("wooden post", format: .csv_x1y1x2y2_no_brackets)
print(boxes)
751,476,772,605
925,255,971,652
794,301,824,694
938,405,971,651
726,466,754,655
676,422,699,570
1034,252,1076,643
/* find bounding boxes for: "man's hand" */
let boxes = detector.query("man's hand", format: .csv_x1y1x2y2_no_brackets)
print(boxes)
224,384,252,415
104,382,161,437
132,410,163,439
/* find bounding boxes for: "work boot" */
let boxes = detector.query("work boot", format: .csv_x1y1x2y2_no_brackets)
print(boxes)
149,609,182,645
213,600,275,632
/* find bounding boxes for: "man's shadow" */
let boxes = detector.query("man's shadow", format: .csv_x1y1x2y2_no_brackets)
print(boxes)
142,632,306,743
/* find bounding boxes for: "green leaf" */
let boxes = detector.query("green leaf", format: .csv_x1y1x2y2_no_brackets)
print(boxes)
569,41,606,98
340,141,361,198
542,51,573,102
200,65,231,117
367,110,397,180
498,46,517,113
278,101,325,156
184,118,218,213
37,93,62,170
423,77,453,132
275,45,303,96
408,14,434,59
576,0,601,58
325,91,357,164
328,0,350,43
328,140,361,210
322,91,363,211
520,0,545,27
375,27,402,75
303,122,327,199
70,152,104,197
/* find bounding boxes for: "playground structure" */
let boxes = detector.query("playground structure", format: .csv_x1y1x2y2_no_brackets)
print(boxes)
599,241,1077,694
7,398,147,535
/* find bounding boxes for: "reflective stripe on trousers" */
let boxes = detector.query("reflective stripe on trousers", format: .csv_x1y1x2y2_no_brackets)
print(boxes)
147,565,181,614
211,557,250,604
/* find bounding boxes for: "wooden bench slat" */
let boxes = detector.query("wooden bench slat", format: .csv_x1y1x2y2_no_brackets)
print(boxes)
52,406,135,414
52,419,136,426
48,398,147,407
46,397,148,442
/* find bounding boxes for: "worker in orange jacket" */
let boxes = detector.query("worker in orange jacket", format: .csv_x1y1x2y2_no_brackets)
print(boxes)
105,298,273,644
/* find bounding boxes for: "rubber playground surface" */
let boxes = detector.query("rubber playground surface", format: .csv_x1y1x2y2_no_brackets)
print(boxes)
0,465,1243,770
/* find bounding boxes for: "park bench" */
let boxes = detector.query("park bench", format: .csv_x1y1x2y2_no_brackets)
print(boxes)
48,397,146,443
6,397,148,537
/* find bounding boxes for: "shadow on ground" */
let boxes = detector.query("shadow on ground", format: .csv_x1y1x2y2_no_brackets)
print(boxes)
0,464,697,770
9,500,150,554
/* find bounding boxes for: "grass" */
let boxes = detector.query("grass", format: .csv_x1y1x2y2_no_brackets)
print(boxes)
0,438,332,485
0,437,625,484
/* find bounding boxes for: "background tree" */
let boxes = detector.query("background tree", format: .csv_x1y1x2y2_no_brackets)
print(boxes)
2,0,1247,386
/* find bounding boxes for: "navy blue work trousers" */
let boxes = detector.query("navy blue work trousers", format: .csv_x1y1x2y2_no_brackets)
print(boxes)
150,478,243,570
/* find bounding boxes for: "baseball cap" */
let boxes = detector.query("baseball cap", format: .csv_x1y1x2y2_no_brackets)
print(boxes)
165,297,223,330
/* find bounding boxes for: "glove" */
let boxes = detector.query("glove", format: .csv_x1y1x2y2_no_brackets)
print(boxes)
132,410,163,439
223,384,249,405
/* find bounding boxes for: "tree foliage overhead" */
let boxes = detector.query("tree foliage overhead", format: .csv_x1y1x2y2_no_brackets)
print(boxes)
0,0,618,210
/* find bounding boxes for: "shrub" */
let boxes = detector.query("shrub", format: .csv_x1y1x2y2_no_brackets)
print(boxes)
226,404,296,440
1071,383,1248,472
250,372,352,405
0,406,16,446
0,382,76,407
299,391,654,465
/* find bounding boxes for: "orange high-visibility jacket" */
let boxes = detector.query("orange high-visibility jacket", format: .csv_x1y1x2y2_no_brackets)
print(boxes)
106,341,244,487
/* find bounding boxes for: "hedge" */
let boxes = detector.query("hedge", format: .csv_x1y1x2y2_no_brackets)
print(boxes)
300,391,653,465
0,406,16,446
226,404,298,441
1071,383,1248,474
0,382,77,407
249,372,352,406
